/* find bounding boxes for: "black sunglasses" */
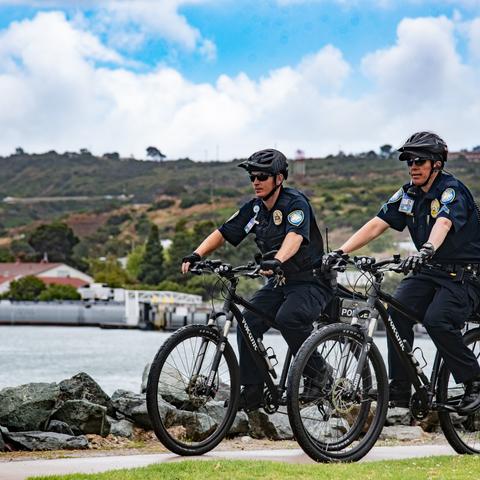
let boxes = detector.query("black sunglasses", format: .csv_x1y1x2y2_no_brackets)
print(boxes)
406,157,431,167
249,173,272,182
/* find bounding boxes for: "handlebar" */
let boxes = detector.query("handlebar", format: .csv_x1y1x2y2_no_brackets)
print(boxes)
190,259,261,278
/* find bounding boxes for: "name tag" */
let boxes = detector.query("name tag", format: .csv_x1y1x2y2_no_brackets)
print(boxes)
398,194,414,215
244,216,258,233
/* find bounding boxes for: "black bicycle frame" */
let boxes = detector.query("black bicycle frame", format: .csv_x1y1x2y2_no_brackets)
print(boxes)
375,289,439,398
206,276,293,407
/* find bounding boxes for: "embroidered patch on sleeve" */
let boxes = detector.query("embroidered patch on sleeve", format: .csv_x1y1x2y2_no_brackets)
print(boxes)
287,210,305,226
440,188,456,205
387,188,403,204
226,210,239,222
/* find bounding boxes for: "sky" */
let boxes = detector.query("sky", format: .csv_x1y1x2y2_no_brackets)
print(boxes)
1,0,480,160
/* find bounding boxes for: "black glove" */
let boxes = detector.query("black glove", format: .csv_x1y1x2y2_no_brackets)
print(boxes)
401,242,435,274
259,258,283,274
322,249,347,271
182,252,201,267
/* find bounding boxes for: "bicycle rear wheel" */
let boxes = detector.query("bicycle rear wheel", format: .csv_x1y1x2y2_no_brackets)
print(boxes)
146,324,239,455
438,326,480,454
287,323,388,462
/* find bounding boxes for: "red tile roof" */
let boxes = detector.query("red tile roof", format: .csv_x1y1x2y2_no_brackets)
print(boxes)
40,277,89,288
0,262,63,277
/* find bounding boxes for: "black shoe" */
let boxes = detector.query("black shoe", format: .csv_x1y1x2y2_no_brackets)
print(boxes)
388,380,411,408
238,384,264,412
300,364,333,403
458,377,480,414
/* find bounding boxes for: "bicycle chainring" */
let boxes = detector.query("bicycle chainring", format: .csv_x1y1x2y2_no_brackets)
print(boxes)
410,391,430,420
263,387,279,414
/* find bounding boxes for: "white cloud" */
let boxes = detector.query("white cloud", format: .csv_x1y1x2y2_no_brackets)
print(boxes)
1,11,480,160
0,0,216,58
466,17,480,59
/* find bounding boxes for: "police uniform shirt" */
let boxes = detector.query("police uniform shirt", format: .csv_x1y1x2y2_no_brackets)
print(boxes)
218,187,324,275
377,172,480,263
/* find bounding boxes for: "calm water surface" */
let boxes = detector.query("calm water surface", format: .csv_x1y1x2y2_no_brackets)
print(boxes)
0,326,438,395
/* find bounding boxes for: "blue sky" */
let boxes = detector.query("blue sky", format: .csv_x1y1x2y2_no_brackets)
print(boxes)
0,1,480,159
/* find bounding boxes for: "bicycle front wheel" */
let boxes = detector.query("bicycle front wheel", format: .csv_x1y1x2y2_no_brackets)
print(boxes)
287,323,388,462
146,324,239,455
438,326,480,454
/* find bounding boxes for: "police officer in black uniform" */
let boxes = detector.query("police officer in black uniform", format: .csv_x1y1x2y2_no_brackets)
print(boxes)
182,149,333,411
324,132,480,413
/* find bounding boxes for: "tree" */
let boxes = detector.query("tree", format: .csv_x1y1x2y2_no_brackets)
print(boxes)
28,222,79,263
8,276,46,300
15,147,25,155
126,244,146,279
38,284,81,301
138,225,165,284
10,239,37,261
0,247,14,262
89,257,132,288
146,146,166,161
380,144,392,157
163,219,195,282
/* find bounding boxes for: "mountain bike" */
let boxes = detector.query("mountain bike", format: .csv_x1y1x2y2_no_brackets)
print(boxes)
146,258,298,455
287,254,480,462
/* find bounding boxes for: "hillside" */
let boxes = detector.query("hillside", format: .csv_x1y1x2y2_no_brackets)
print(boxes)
1,150,479,247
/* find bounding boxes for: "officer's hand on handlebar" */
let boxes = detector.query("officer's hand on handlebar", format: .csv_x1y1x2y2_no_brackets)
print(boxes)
400,242,435,274
181,252,202,274
322,249,347,272
259,258,283,276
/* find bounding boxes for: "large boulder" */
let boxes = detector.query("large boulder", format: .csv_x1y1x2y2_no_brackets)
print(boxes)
4,431,88,451
58,373,114,416
112,389,174,430
385,407,412,426
0,382,59,431
167,409,217,441
0,428,5,452
379,425,424,441
47,420,75,436
247,410,293,440
140,363,151,394
197,402,249,436
51,400,110,436
109,418,135,438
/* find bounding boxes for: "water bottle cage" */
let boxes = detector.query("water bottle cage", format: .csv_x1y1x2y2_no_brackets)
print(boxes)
266,346,278,367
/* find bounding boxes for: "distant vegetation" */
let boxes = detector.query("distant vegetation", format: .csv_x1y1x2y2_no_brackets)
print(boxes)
0,148,478,297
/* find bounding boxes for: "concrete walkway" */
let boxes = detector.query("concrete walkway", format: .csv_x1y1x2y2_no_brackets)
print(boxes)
0,444,456,480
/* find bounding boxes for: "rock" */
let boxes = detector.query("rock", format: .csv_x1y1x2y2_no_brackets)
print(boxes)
167,410,217,441
58,373,114,416
379,425,424,441
111,389,174,430
386,407,412,426
0,429,5,452
140,363,151,394
197,401,249,436
51,400,110,436
240,435,252,444
47,420,74,436
418,411,440,432
109,418,135,438
247,410,293,440
4,431,88,451
155,366,190,407
0,382,59,431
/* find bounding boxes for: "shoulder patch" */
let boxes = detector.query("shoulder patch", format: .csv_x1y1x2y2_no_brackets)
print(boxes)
226,210,239,222
288,210,304,226
387,188,403,204
440,188,456,205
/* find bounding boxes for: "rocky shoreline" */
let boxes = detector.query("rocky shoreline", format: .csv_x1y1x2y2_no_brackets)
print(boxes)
0,371,442,454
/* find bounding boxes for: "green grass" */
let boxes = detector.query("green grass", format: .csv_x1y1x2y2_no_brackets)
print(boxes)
29,456,480,480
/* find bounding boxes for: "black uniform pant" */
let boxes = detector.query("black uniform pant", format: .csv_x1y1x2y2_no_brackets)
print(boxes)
237,278,332,385
387,271,480,385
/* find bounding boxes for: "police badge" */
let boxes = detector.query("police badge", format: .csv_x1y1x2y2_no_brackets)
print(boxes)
430,199,440,219
273,210,283,225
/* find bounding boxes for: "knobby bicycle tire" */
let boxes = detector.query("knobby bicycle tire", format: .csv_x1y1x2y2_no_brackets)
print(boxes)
287,323,388,462
438,326,480,454
146,324,240,455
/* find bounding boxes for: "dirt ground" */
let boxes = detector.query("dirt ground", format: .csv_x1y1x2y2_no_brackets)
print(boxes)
0,427,448,463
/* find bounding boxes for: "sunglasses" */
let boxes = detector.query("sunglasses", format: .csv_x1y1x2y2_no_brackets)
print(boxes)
249,173,272,182
406,157,430,167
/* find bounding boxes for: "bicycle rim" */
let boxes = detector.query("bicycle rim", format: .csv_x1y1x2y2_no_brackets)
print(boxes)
438,327,480,454
146,325,239,455
288,324,388,462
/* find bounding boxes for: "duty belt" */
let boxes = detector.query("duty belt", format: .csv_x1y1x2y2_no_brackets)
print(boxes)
424,263,480,278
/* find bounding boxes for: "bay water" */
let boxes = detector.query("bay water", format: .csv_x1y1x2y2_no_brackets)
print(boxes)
0,326,438,396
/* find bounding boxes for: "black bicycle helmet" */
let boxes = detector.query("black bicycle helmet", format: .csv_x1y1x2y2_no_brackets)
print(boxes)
398,131,448,164
238,149,289,180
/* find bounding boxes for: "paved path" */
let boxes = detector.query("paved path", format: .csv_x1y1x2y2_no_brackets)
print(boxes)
0,444,456,480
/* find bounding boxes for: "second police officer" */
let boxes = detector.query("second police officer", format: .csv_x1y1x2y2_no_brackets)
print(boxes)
182,149,333,411
324,132,480,413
